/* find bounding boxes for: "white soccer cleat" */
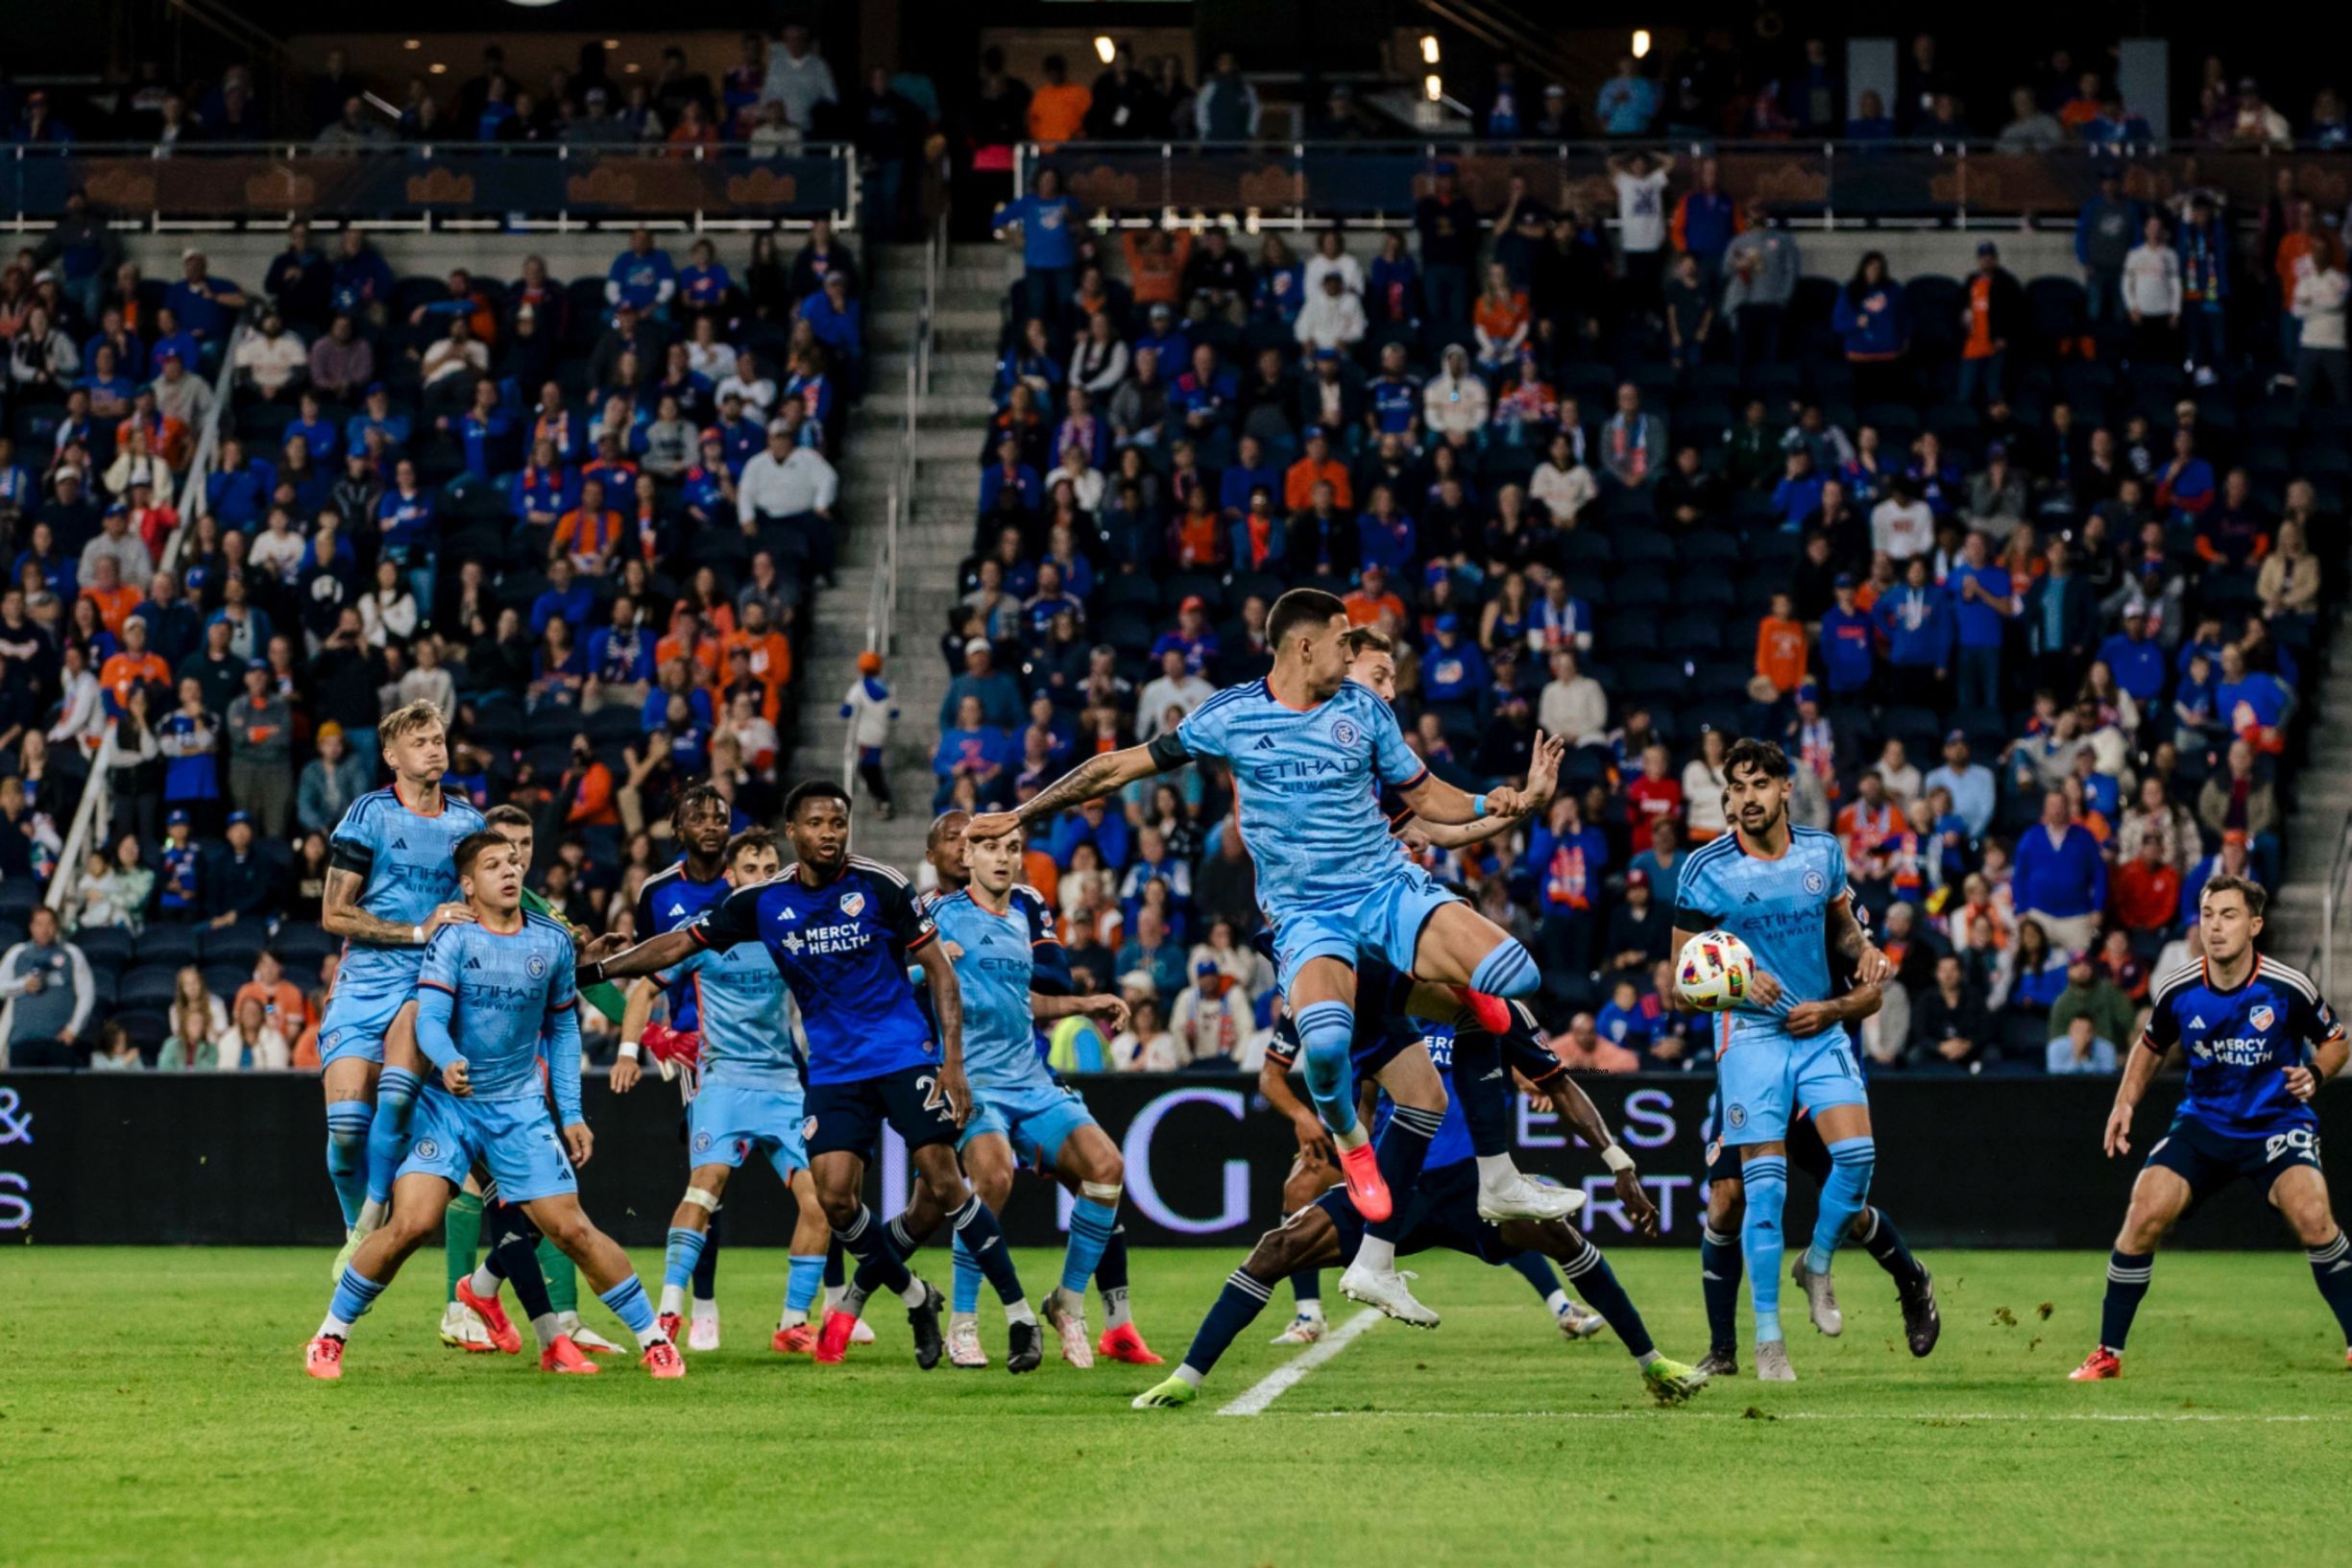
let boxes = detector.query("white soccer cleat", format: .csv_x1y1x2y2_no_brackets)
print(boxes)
1044,1288,1095,1369
439,1300,493,1350
688,1306,720,1352
1555,1301,1607,1340
557,1312,624,1355
329,1222,374,1286
1269,1312,1326,1345
1755,1339,1797,1382
1476,1170,1586,1223
1791,1255,1844,1337
849,1315,877,1345
947,1317,989,1369
1339,1264,1440,1328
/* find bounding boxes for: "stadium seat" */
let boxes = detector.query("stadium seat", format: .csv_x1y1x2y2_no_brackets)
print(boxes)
0,881,35,921
1609,568,1672,612
203,965,250,1003
134,926,201,969
114,1008,169,1057
116,965,183,1010
1879,705,1944,756
275,924,337,969
1658,614,1723,655
199,924,268,969
1599,614,1658,655
72,926,133,973
1676,574,1737,612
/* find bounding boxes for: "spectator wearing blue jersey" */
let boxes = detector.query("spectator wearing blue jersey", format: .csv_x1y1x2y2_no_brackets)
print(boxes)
376,459,437,615
1817,574,1876,697
607,229,679,318
1419,615,1489,704
1945,532,2013,711
1355,484,1418,576
1594,57,1656,135
2097,610,2168,709
1923,733,1996,840
940,638,1025,731
1831,252,1909,406
995,168,1084,330
2014,791,2107,954
530,558,595,639
1876,555,1954,710
800,271,863,370
1771,447,1825,531
345,384,412,459
935,694,1016,809
163,250,248,365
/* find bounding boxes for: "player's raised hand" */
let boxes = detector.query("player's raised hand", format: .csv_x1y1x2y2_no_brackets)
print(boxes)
1522,730,1569,808
2101,1101,2133,1157
1615,1165,1660,1236
442,1057,473,1098
581,931,632,964
564,1122,594,1168
961,810,1021,845
424,902,477,937
2285,1065,2320,1102
1084,994,1131,1035
609,1053,642,1093
1745,968,1783,1011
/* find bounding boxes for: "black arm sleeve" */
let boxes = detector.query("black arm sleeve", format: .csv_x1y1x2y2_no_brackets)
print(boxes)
1146,730,1193,773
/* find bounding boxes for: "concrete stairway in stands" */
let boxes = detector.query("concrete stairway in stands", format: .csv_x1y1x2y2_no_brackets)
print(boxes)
2266,650,2352,991
795,239,1016,876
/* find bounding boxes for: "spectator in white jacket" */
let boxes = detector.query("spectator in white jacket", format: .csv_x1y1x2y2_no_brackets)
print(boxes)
2122,214,2183,370
1422,344,1490,441
2292,248,2349,412
839,650,898,817
737,416,839,581
47,641,106,754
1301,228,1363,298
1293,269,1367,353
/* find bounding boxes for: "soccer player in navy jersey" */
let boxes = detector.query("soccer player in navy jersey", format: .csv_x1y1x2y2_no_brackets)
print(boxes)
304,832,681,1380
583,780,1026,1368
1669,737,1892,1383
2072,875,2352,1380
316,702,486,1279
966,589,1558,1315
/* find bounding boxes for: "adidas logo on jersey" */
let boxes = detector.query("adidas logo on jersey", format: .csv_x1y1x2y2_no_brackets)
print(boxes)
2189,1016,2208,1030
1743,891,1761,905
1253,736,1275,751
667,902,687,918
465,955,483,970
392,837,409,850
779,906,798,921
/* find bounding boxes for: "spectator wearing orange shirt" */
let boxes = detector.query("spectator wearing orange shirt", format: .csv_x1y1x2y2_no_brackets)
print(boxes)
1026,54,1092,147
1755,590,1807,693
1120,229,1191,310
656,612,724,688
1283,429,1353,513
2111,830,2183,935
99,615,170,712
81,557,143,638
233,950,315,1043
720,598,793,722
551,474,623,575
1344,563,1407,628
560,734,619,828
1954,241,2025,408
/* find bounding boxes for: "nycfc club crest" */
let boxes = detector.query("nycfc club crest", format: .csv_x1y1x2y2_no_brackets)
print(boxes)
693,1130,714,1153
1803,869,1827,895
1333,719,1359,747
2250,1004,2275,1032
413,1139,439,1160
526,953,548,979
839,891,865,918
1726,1104,1747,1129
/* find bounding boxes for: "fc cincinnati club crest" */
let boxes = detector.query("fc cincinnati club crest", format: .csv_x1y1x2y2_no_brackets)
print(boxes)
525,952,548,979
839,891,865,918
1333,718,1359,747
1803,869,1827,895
801,1115,818,1140
413,1139,439,1160
2250,1004,2276,1032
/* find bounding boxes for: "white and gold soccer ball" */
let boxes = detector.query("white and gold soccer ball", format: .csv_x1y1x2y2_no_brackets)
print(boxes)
1675,929,1756,1013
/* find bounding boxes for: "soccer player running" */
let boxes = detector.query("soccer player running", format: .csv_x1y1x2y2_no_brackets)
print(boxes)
2072,875,2352,1380
1669,738,1891,1383
316,701,487,1279
965,590,1559,1282
583,780,1027,1368
1133,1002,1709,1409
304,832,683,1380
926,813,1140,1370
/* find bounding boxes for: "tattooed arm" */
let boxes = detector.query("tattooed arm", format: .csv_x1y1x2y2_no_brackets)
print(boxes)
320,867,473,947
962,742,1176,842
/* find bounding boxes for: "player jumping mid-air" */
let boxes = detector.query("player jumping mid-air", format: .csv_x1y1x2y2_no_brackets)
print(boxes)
1669,738,1891,1382
2072,876,2352,1380
304,832,682,1380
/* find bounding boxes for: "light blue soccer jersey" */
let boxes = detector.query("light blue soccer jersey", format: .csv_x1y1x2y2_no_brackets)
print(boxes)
1170,678,1427,916
930,885,1070,1093
414,911,582,1114
1671,826,1852,1012
659,938,801,1093
327,784,488,990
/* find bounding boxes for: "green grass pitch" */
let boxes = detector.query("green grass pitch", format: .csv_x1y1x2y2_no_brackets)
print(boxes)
6,1244,2349,1565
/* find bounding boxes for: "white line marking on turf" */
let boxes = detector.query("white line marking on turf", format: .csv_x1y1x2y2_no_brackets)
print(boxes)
1217,1309,1383,1415
1305,1410,2352,1425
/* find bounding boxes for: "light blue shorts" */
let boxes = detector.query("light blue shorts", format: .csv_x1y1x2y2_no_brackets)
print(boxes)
399,1090,578,1204
1270,862,1461,995
687,1078,809,1179
958,1076,1098,1169
317,978,419,1069
1711,1011,1869,1147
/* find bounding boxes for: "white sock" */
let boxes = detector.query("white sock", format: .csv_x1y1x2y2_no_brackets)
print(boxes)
1475,1155,1518,1187
355,1199,387,1231
659,1283,687,1315
1354,1236,1397,1273
1334,1122,1370,1153
319,1313,352,1339
632,1319,666,1351
1637,1349,1661,1368
1545,1289,1571,1315
897,1278,930,1310
951,1310,979,1329
1174,1364,1204,1387
691,1298,717,1319
530,1313,560,1350
1005,1298,1036,1327
779,1307,809,1330
468,1265,499,1299
1298,1300,1325,1320
824,1283,845,1309
1103,1286,1132,1330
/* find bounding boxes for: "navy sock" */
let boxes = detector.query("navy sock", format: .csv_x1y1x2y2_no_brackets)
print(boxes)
1097,1222,1133,1328
2309,1231,2352,1343
1448,1027,1513,1158
1701,1225,1745,1355
1507,1248,1562,1302
363,1067,421,1208
1293,1270,1321,1307
1294,1001,1360,1136
324,1101,372,1227
2100,1249,2153,1351
483,1201,555,1322
1557,1231,1655,1360
824,1235,846,1289
1468,938,1539,998
1181,1266,1275,1378
1855,1207,1927,1290
952,1196,1026,1305
1366,1104,1443,1241
692,1205,721,1300
836,1204,912,1298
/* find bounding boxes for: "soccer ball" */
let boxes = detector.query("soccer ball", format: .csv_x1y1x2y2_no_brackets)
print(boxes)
1676,930,1756,1013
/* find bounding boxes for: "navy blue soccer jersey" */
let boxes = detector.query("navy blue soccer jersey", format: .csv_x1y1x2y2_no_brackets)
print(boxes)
686,856,940,1086
327,784,487,989
636,859,731,1031
2144,955,2343,1138
1370,1008,1566,1173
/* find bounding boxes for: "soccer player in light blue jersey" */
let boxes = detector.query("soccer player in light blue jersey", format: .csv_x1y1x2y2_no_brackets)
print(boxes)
927,812,1148,1372
2072,875,2352,1381
613,829,839,1355
965,589,1550,1266
303,832,682,1380
315,701,486,1280
1669,738,1891,1383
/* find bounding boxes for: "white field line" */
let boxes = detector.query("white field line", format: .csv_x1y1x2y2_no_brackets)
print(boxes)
1303,1409,2352,1424
1216,1309,1384,1415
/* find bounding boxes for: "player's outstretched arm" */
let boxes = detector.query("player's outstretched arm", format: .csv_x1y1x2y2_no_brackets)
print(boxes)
321,867,472,948
1534,1071,1654,1233
966,744,1170,842
2104,1033,2167,1157
579,928,700,987
1031,990,1128,1033
1406,732,1565,849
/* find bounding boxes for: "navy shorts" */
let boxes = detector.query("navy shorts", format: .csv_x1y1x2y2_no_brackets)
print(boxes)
803,1063,960,1159
1706,1107,1835,1187
1267,955,1426,1080
1314,1162,1515,1268
2146,1116,2323,1207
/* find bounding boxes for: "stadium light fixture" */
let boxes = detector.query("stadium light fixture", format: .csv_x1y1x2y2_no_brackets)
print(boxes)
1094,36,1117,65
1419,35,1441,65
1423,73,1443,103
503,0,563,7
1632,29,1653,59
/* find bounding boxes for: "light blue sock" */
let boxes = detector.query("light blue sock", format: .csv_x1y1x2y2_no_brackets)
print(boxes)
1468,938,1539,998
598,1275,657,1337
1294,1001,1359,1137
327,1265,386,1330
785,1254,825,1315
363,1067,421,1208
1741,1154,1789,1344
663,1226,708,1292
1806,1137,1877,1275
1062,1195,1119,1295
325,1101,372,1227
952,1233,982,1315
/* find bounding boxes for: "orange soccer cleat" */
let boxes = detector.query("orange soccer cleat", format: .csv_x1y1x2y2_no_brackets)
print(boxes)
540,1335,601,1374
773,1323,819,1355
1338,1140,1393,1222
1449,985,1513,1037
814,1310,859,1363
658,1311,684,1347
641,1339,687,1379
1096,1321,1164,1365
303,1335,345,1380
2068,1346,2122,1381
455,1278,521,1355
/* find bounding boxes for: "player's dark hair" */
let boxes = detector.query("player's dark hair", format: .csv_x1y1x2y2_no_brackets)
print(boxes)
483,803,533,832
1267,588,1347,652
1345,624,1394,657
926,808,970,849
1722,737,1792,785
672,782,728,830
724,828,778,868
452,830,512,880
784,778,852,821
2199,873,2267,921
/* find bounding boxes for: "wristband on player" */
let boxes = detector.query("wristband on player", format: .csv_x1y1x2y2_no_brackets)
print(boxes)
411,923,425,945
618,1040,641,1061
581,959,606,987
1601,1144,1637,1173
1472,793,1489,818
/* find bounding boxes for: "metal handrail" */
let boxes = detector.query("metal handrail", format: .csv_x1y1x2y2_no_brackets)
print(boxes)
2319,808,2352,997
